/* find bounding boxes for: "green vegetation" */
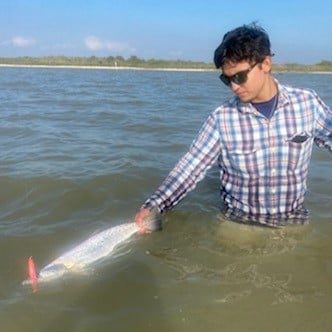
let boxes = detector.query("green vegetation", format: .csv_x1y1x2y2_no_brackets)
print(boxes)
0,56,331,72
0,55,213,70
272,60,332,72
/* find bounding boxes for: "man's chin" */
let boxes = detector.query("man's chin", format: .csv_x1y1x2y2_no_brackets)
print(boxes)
238,94,251,103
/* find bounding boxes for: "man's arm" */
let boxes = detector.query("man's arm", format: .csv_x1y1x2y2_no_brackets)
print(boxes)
135,112,221,231
314,91,332,152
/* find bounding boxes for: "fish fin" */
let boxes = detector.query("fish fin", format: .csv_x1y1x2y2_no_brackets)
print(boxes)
28,256,38,293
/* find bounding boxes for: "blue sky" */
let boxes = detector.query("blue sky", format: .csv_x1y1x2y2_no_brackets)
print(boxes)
1,0,331,64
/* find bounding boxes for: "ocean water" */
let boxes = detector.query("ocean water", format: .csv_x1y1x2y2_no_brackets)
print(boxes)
0,66,331,332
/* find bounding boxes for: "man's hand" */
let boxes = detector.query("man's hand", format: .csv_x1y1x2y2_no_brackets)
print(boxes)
134,207,162,234
135,208,152,234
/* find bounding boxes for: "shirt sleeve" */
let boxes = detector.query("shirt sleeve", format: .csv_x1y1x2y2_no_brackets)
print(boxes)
142,112,221,213
313,91,332,152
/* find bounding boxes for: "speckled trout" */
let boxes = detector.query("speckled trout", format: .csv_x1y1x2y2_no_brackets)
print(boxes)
22,222,140,291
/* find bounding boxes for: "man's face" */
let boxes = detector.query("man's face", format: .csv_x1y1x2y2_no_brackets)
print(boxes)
221,58,272,103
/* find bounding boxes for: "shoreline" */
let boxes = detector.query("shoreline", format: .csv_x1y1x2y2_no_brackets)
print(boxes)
0,63,332,74
0,63,215,72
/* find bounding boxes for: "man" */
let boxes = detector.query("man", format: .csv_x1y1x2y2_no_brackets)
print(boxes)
135,23,332,233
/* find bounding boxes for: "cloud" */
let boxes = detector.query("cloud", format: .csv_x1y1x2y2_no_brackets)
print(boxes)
0,36,36,47
84,35,132,52
12,36,36,47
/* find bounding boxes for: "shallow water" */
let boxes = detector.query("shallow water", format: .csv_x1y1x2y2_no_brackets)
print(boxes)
0,67,331,331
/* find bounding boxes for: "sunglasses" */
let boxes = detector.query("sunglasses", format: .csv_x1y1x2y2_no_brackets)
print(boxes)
219,62,258,86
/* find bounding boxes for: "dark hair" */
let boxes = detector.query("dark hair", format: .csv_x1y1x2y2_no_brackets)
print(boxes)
214,23,273,68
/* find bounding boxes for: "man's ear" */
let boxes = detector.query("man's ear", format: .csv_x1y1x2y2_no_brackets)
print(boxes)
261,56,273,73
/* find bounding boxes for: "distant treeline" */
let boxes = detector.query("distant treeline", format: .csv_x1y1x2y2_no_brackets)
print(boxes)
0,56,332,72
0,56,213,70
273,60,332,72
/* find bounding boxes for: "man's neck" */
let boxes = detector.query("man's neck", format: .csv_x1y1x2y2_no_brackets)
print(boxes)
253,75,278,103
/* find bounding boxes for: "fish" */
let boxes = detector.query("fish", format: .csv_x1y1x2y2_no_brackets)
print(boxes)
22,222,139,291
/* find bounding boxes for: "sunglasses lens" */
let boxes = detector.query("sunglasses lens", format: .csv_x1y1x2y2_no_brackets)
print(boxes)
219,74,231,86
233,72,247,85
219,66,253,87
219,71,247,86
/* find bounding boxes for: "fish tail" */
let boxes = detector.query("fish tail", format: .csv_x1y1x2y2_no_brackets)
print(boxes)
28,256,38,293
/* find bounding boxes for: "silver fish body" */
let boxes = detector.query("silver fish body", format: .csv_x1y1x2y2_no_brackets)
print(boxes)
22,222,139,286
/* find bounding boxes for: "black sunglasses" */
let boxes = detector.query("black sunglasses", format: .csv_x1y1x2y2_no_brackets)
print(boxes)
219,63,258,86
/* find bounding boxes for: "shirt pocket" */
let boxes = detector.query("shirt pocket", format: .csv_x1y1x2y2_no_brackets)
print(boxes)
227,146,267,178
285,131,313,170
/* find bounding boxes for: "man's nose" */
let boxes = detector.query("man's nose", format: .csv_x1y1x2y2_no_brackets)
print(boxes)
230,81,240,91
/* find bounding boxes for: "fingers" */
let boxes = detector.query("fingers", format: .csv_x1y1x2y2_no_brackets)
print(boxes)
135,208,152,234
135,207,162,233
137,225,149,234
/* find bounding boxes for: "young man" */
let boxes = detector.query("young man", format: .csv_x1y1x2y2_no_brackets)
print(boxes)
135,23,332,232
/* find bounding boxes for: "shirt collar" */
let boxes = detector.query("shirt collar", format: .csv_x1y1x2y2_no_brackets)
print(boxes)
235,78,290,116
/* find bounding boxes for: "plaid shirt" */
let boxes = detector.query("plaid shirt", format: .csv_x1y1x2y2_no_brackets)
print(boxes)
143,80,332,226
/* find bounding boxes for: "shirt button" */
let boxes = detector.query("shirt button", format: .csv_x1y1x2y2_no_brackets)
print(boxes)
272,188,276,194
271,169,276,175
272,208,277,214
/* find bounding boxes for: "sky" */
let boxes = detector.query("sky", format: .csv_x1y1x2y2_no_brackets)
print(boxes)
0,0,331,64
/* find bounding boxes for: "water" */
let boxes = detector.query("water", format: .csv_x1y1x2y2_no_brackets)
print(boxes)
0,66,331,331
